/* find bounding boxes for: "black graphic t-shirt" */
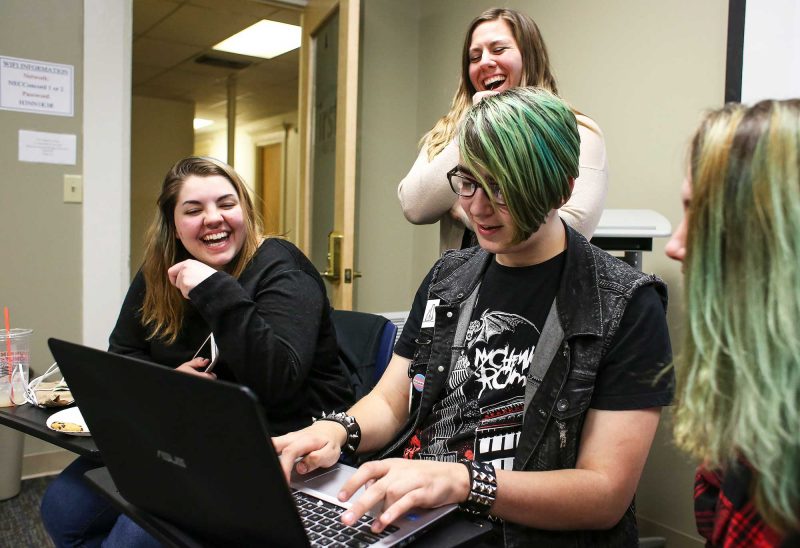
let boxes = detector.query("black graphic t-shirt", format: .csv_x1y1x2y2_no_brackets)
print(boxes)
398,253,564,469
395,252,674,469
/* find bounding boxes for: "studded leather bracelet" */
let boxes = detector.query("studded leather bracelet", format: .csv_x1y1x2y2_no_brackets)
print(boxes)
314,411,361,457
459,459,497,516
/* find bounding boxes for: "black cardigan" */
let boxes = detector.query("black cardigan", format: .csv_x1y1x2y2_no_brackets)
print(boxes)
109,238,354,435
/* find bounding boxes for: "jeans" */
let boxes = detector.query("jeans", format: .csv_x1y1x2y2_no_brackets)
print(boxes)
40,456,162,548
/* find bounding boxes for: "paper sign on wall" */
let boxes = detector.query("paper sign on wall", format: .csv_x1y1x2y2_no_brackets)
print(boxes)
0,56,74,117
19,129,77,165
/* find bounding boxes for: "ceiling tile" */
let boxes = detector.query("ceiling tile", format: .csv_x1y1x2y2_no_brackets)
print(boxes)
133,37,202,68
132,85,191,102
132,63,166,86
187,0,301,25
144,68,221,96
257,8,301,26
133,0,182,37
133,0,300,128
146,4,260,48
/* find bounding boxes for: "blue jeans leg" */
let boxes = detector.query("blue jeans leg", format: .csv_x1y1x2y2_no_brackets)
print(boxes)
102,515,162,548
40,456,121,547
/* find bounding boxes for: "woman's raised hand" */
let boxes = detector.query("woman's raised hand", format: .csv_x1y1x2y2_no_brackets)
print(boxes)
472,90,499,105
167,259,217,299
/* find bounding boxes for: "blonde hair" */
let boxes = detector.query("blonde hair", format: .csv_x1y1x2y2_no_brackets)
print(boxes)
423,8,559,159
140,157,264,343
677,100,800,532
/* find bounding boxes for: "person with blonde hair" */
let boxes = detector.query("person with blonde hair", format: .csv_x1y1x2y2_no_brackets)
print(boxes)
41,156,354,547
666,100,800,546
399,7,607,252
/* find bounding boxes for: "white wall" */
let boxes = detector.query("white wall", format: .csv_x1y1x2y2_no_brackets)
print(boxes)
82,0,131,349
741,0,800,103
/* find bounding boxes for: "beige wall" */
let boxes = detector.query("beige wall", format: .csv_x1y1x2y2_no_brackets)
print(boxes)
0,0,85,457
354,0,435,312
356,0,729,545
130,95,194,274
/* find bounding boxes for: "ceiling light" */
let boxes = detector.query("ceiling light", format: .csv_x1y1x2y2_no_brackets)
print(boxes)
193,118,214,130
213,20,301,60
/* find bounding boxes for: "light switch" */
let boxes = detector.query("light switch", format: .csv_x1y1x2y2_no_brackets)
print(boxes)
64,174,83,203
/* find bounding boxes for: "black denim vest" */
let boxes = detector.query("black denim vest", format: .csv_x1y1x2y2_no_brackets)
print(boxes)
378,226,668,547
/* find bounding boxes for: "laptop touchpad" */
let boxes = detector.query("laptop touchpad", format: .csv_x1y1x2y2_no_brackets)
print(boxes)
296,466,367,500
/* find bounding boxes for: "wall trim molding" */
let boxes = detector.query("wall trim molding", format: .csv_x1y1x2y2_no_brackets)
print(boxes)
21,450,77,480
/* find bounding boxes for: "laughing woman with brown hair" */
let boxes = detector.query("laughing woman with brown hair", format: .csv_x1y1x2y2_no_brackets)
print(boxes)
41,156,353,547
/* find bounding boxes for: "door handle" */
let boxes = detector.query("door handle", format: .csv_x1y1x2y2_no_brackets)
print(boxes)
344,269,362,283
320,232,362,283
320,231,342,281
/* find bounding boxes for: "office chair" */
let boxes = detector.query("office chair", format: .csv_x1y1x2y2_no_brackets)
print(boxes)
331,310,398,400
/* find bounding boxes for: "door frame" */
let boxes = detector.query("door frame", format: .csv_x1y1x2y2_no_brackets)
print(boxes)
298,0,360,309
256,140,284,235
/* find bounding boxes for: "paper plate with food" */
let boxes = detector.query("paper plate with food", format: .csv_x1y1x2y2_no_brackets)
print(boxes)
46,406,90,436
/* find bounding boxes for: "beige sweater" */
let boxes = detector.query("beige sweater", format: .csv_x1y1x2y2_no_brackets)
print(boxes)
398,114,608,253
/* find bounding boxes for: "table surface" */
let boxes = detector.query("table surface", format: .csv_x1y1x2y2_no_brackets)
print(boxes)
593,209,672,238
0,403,99,458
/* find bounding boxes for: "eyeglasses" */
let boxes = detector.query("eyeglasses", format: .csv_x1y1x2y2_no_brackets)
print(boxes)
446,167,506,206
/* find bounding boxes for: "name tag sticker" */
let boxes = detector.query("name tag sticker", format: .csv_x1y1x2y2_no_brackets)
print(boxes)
420,299,440,328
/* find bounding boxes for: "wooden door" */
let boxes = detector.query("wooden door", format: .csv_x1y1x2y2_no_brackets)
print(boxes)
260,143,283,235
298,0,360,309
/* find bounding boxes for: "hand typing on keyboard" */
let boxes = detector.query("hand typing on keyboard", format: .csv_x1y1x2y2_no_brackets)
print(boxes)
335,458,470,534
273,420,349,481
293,490,399,547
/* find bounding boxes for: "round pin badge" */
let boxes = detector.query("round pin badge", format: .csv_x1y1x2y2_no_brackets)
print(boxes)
412,373,425,392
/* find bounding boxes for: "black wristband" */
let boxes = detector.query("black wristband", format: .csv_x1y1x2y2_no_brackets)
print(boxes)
314,411,361,457
459,459,497,516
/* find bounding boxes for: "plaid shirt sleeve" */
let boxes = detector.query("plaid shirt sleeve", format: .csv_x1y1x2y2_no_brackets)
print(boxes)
694,462,783,547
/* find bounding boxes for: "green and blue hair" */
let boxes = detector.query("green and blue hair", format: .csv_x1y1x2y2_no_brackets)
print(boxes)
458,87,580,243
678,99,800,533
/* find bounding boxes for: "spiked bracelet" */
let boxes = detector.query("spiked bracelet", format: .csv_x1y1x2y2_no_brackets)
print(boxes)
459,459,497,516
314,412,361,457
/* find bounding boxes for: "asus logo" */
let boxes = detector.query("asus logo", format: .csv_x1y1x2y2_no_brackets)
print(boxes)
156,449,187,468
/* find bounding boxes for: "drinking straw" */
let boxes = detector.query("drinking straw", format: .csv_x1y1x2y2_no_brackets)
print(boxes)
4,307,12,388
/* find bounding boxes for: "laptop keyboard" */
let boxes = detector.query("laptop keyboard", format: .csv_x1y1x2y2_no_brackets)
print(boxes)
292,490,399,547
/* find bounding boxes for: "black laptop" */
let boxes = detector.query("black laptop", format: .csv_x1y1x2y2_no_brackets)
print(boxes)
48,338,461,547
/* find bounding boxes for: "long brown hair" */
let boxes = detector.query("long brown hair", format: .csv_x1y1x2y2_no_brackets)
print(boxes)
140,156,264,343
423,8,559,158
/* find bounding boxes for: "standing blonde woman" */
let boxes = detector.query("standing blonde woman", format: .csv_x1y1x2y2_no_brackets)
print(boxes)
666,100,800,546
399,7,607,252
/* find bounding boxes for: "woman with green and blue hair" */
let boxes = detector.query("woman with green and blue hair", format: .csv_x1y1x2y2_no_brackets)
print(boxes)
666,99,800,545
277,87,673,546
457,87,580,244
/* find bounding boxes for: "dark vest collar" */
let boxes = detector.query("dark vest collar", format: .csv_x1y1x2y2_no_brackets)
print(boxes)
556,224,603,338
427,223,603,339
